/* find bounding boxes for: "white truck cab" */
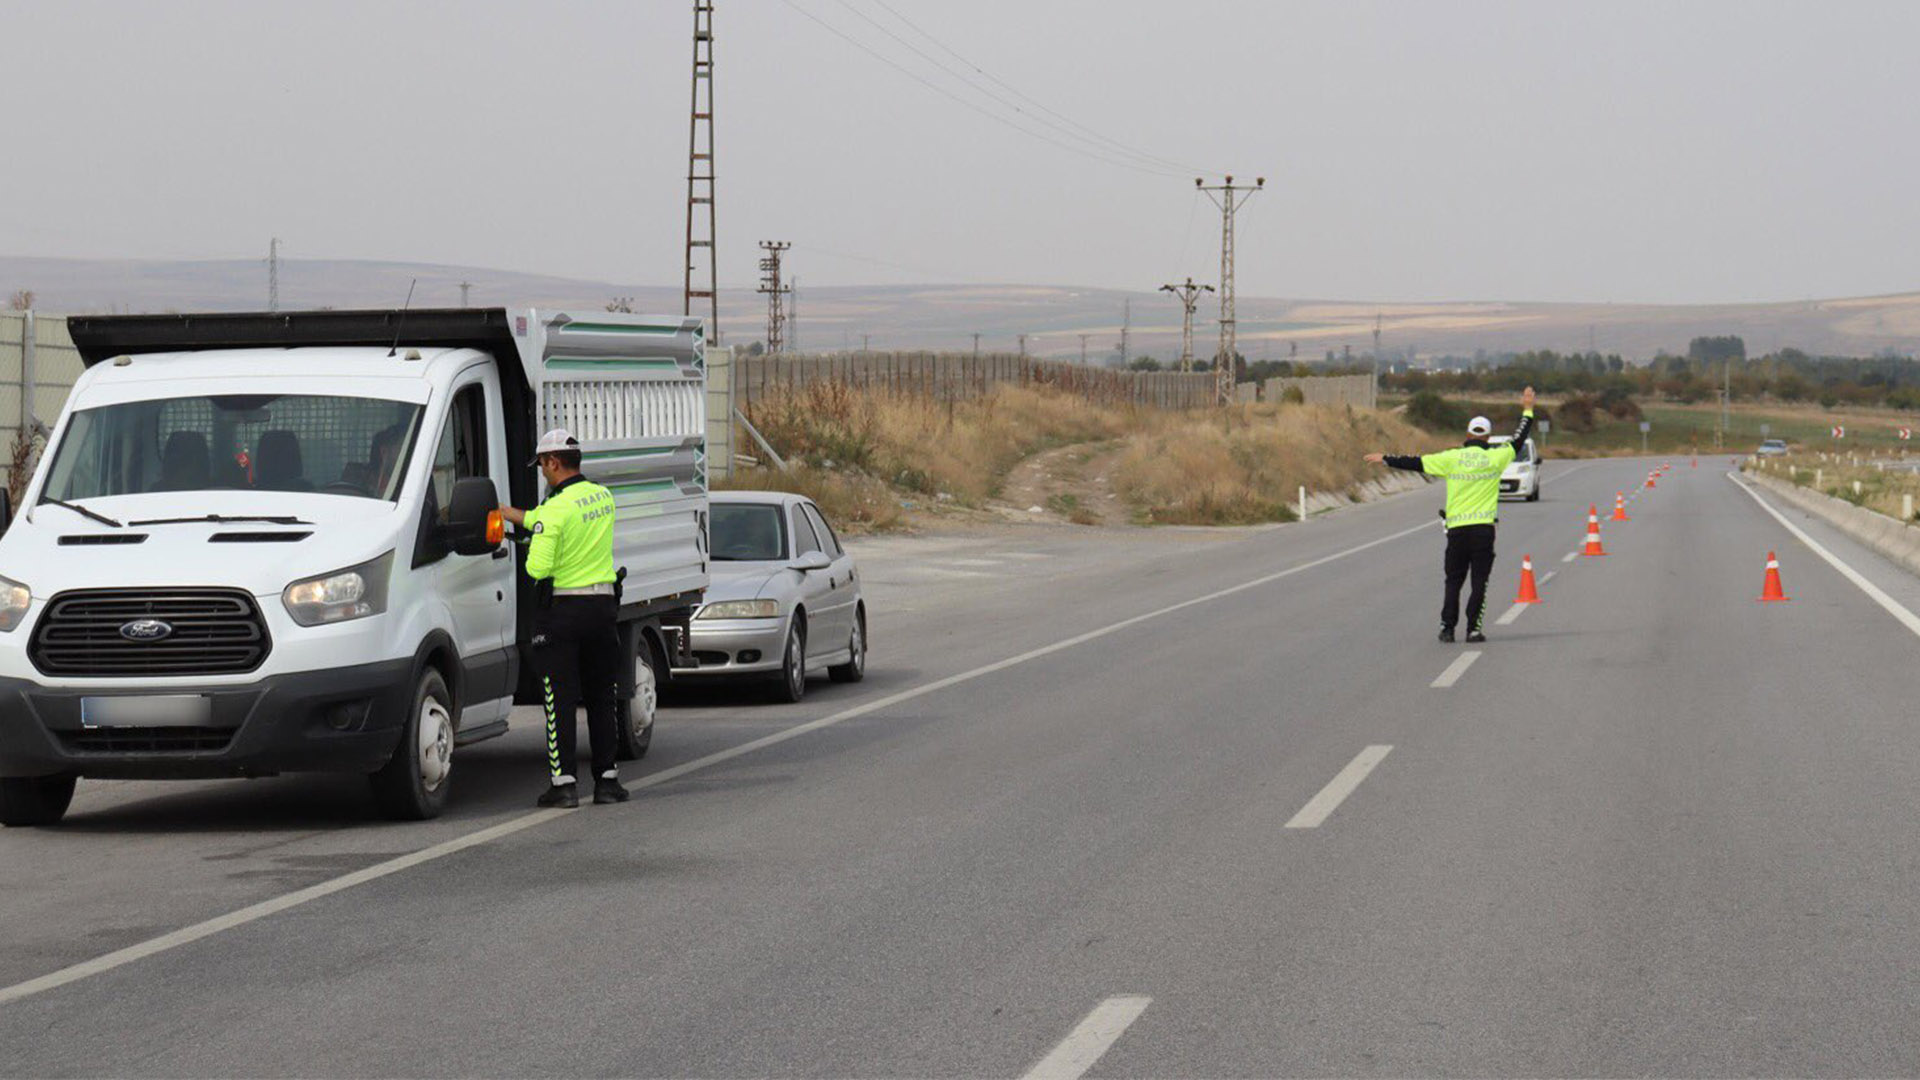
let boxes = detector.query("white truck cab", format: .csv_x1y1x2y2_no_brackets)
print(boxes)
0,308,708,825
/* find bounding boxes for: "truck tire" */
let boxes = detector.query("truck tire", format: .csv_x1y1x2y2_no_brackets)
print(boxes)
769,621,807,704
369,668,455,820
0,774,76,827
617,635,658,761
828,607,867,684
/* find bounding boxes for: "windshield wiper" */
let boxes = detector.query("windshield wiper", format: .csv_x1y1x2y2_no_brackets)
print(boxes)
129,514,311,527
39,498,124,529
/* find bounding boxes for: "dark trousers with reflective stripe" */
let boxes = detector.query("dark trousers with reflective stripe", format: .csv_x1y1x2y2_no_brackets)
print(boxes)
1442,524,1496,633
534,595,621,781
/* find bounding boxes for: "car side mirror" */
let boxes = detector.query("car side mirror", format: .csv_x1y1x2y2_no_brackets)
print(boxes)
794,550,832,572
0,489,11,537
444,477,503,557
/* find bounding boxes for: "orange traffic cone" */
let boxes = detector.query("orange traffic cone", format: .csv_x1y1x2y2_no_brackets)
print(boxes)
1515,554,1543,603
1582,505,1608,557
1645,471,1657,489
1758,551,1789,602
1691,455,1698,468
1610,492,1630,521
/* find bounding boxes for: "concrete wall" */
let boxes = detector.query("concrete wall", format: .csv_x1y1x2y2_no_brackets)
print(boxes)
1747,469,1920,580
1238,373,1377,409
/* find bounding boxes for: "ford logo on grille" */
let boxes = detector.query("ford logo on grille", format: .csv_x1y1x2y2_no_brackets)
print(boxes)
119,619,174,642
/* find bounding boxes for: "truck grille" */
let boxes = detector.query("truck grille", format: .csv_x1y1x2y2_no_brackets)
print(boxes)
30,589,271,677
58,727,236,754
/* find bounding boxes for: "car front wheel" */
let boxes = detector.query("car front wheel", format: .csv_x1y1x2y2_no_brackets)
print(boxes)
769,621,807,704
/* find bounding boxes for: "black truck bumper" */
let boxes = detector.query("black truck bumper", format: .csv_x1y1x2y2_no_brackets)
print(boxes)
0,658,414,780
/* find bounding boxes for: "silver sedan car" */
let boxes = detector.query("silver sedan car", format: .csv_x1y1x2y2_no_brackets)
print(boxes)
673,491,867,702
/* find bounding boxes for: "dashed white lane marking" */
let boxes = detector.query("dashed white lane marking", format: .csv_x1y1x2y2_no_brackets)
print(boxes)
1430,649,1483,687
0,517,1443,1008
1561,552,1578,563
1493,602,1527,626
1022,996,1153,1080
1731,474,1920,639
1285,745,1395,829
1540,570,1556,584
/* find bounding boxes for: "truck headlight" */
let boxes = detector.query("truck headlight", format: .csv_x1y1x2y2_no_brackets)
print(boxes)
0,575,30,632
283,552,393,627
697,599,779,620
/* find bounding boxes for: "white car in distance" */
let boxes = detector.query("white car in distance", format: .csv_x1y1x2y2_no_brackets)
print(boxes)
1492,434,1542,501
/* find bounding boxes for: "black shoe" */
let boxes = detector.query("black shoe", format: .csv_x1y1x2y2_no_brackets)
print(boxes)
537,783,579,809
1438,628,1455,643
1465,630,1487,644
593,776,631,805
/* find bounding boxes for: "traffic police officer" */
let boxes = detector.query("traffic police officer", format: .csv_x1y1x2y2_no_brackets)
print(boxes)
500,429,629,808
1365,386,1535,643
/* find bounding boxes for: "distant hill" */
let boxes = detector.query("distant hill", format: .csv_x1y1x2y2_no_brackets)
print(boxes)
3,254,1916,363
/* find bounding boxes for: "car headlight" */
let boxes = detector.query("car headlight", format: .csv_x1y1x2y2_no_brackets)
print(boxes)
0,575,30,633
697,599,780,620
283,552,394,626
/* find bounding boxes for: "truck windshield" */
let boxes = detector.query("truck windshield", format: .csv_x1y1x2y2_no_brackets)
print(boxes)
40,394,424,501
710,503,788,561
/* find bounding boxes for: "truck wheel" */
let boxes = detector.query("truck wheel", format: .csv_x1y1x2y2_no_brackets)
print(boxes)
828,609,867,684
0,774,76,827
369,668,454,820
769,621,807,704
617,636,658,761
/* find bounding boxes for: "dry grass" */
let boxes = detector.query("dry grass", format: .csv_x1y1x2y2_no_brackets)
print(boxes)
744,381,1130,504
1748,453,1920,522
1113,403,1443,525
717,463,904,534
733,383,1443,530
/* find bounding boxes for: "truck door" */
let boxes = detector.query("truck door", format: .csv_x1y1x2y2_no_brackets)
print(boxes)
426,370,516,726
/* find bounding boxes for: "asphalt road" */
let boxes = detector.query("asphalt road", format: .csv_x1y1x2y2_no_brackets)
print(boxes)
5,455,1920,1077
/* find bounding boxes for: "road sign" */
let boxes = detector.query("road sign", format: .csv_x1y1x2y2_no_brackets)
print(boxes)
1539,419,1551,434
1761,422,1771,437
1639,421,1651,432
1899,427,1912,441
1832,425,1846,439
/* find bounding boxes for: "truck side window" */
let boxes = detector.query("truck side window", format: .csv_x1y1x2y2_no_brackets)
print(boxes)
431,384,489,522
802,504,842,559
792,507,823,557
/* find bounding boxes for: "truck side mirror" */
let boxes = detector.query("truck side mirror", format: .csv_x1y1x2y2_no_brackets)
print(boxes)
444,477,502,557
0,489,11,537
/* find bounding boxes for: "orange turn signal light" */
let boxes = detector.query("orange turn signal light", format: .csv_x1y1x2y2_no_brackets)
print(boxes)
485,510,505,546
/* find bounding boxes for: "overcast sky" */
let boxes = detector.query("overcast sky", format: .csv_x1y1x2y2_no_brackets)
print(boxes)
2,0,1917,305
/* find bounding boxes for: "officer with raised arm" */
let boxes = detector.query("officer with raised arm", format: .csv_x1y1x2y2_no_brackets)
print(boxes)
1365,386,1535,643
499,429,629,808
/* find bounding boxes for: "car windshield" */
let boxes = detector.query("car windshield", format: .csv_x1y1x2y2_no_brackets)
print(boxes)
40,394,424,502
711,503,787,561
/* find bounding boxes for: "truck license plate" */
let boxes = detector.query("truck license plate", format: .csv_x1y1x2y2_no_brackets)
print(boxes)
80,695,212,728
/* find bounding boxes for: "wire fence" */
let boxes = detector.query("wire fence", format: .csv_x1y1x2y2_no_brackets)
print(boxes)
735,351,1218,410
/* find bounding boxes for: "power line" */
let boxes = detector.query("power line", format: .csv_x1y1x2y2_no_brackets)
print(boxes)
837,0,1214,178
782,1,1192,178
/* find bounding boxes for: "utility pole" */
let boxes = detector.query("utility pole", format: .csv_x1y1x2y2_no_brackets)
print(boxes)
862,333,870,353
1017,333,1028,358
458,281,473,308
757,241,790,353
972,332,981,361
1197,175,1263,405
267,238,280,313
1160,277,1214,373
1118,298,1131,368
1372,312,1382,401
1079,333,1090,365
788,276,798,353
683,1,719,343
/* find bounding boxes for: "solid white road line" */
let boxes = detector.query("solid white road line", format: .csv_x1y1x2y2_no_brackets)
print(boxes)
1493,602,1526,626
1285,745,1395,829
0,517,1443,1009
1430,649,1482,687
1022,996,1153,1080
1730,474,1920,638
